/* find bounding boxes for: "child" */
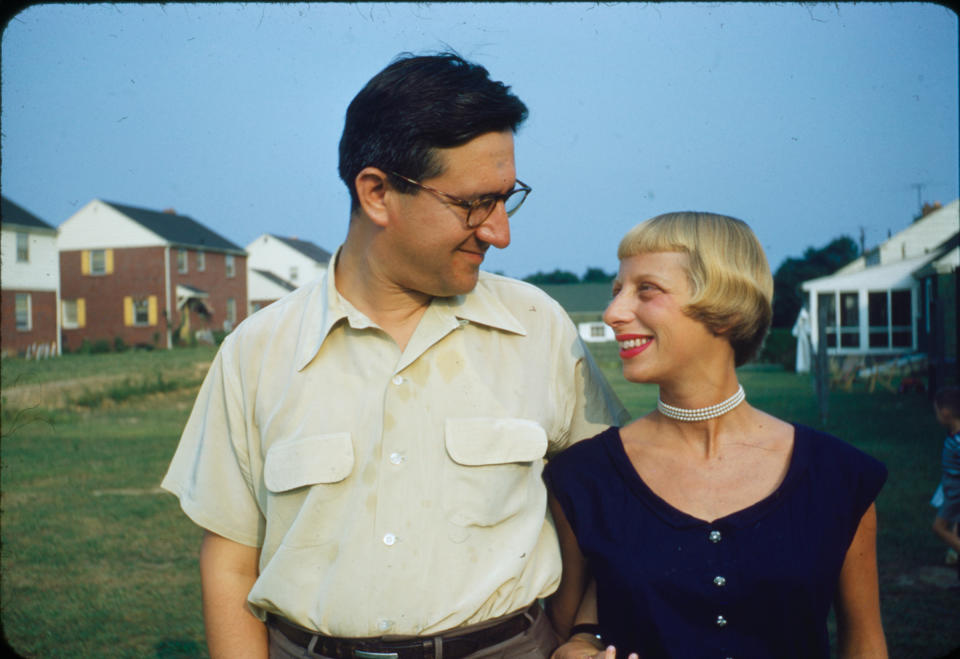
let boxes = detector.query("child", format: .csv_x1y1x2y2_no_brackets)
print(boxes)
932,385,960,579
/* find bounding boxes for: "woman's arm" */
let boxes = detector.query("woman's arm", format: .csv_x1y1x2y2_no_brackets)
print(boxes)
546,492,590,638
834,503,888,659
200,530,268,659
546,494,638,659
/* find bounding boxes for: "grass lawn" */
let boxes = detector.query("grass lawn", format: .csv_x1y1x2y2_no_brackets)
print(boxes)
1,345,958,657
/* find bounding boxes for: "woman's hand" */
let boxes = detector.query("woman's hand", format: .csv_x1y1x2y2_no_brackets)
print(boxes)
551,639,638,659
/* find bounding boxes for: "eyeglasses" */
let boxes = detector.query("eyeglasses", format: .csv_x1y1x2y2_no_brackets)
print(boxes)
389,171,532,229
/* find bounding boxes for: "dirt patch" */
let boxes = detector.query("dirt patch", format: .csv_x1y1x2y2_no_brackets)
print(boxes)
2,373,129,409
2,366,206,411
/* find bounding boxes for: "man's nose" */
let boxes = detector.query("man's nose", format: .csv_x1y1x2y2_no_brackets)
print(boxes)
474,202,511,249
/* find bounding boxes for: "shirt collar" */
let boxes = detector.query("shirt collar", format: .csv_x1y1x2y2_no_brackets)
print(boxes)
295,252,527,372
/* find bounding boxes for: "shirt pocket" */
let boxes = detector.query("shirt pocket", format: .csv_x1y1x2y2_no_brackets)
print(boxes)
262,433,356,549
443,417,548,527
264,432,354,494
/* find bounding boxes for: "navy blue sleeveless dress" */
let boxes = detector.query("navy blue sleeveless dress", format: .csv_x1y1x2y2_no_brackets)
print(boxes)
543,424,886,659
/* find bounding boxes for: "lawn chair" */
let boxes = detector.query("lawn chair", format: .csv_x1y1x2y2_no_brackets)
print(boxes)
830,355,863,391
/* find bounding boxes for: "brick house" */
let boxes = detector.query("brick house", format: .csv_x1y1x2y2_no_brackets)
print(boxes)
245,233,331,312
1,196,60,357
58,199,247,351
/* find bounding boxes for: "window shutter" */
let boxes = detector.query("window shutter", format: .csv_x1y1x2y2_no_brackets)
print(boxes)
81,251,90,275
105,249,114,274
77,299,86,328
123,297,134,327
148,296,158,326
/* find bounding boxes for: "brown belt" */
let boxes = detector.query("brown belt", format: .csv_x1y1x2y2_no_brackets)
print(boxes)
267,603,537,659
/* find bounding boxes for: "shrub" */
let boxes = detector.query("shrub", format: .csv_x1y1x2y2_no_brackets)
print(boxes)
90,339,111,354
113,337,128,353
756,327,796,371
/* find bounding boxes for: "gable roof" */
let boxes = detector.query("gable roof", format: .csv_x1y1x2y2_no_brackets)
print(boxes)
103,200,244,253
1,196,56,232
270,234,332,264
252,268,297,291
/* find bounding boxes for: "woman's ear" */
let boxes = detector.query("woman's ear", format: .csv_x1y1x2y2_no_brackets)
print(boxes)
354,167,391,227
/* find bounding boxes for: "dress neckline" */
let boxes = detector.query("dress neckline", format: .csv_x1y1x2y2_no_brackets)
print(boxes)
603,424,805,529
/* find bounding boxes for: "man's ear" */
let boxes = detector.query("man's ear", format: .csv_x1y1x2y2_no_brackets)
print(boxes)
354,167,391,227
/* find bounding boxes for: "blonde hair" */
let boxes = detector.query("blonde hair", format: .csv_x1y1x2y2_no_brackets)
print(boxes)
617,211,774,366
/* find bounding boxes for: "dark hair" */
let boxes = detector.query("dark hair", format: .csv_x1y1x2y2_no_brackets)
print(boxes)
338,52,529,210
935,386,960,417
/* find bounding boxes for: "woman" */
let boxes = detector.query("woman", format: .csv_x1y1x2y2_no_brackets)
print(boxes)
544,212,887,659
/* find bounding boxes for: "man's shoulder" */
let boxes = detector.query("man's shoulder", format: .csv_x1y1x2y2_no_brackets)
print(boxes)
475,271,567,315
223,278,319,349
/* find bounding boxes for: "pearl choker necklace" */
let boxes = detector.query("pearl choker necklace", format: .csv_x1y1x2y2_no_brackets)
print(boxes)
657,385,746,422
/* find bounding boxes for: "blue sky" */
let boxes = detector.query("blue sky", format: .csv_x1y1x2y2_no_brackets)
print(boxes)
2,2,957,279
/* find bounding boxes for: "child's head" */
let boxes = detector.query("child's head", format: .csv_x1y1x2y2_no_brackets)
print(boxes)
934,386,960,432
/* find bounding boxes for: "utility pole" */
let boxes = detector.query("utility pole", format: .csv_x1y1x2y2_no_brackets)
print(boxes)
910,182,926,217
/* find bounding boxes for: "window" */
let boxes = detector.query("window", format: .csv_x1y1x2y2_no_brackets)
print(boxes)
90,249,106,275
290,266,299,283
891,290,912,347
133,299,150,325
15,293,31,331
197,251,205,272
225,254,235,278
82,249,113,275
16,232,29,262
226,297,237,324
123,296,157,327
590,324,606,338
177,249,188,273
62,299,86,329
867,289,913,350
839,292,859,348
817,292,837,348
868,292,888,348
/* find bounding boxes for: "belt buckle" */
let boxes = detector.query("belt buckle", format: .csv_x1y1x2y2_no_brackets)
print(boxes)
353,652,400,659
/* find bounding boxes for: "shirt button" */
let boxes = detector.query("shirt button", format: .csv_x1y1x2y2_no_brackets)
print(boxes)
389,452,404,465
392,375,404,385
383,533,397,546
716,615,728,627
713,576,726,587
709,530,722,543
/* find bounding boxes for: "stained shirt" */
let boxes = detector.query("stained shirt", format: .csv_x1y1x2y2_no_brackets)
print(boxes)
160,250,629,637
544,424,887,659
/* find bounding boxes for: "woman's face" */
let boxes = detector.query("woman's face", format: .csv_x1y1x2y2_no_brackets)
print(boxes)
602,251,728,385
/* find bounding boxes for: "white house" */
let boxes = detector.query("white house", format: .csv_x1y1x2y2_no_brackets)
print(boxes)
800,199,958,370
1,197,60,357
246,234,332,312
578,321,615,343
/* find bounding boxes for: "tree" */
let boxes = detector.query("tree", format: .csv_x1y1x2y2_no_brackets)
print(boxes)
523,269,580,285
772,236,859,328
582,267,615,282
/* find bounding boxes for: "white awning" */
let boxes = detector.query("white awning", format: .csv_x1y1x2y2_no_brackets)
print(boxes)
176,284,210,310
801,253,934,293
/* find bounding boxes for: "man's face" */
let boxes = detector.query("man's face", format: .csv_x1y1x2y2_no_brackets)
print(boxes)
383,130,516,297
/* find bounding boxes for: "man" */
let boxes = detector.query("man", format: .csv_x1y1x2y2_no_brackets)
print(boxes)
162,52,628,659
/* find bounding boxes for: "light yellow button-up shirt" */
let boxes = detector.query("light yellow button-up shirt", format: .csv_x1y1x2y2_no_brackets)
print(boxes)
161,253,628,637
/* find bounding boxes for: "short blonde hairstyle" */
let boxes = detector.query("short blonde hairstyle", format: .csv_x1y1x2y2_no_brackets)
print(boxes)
617,211,773,366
